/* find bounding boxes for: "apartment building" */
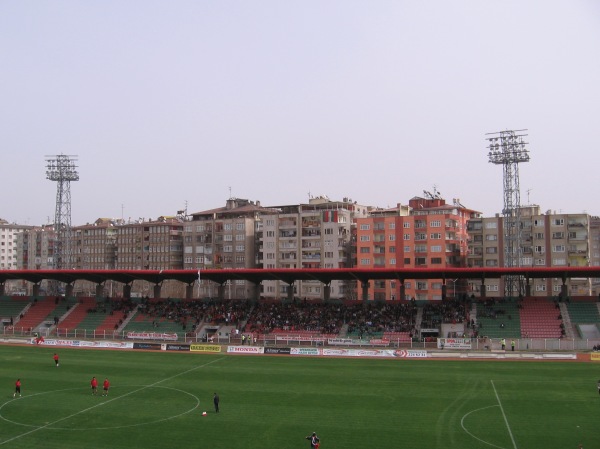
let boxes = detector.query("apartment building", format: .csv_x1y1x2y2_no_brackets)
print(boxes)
71,219,119,270
355,195,479,301
259,196,369,300
466,206,600,296
0,219,35,294
184,198,276,299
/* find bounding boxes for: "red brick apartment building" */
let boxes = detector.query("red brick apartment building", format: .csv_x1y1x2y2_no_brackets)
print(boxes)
355,195,480,301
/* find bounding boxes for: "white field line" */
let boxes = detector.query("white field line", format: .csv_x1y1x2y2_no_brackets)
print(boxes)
0,356,226,446
491,380,518,449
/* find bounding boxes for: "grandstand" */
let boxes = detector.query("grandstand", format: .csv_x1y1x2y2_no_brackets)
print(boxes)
3,295,600,349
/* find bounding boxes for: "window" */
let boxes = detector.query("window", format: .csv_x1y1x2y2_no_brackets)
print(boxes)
404,246,411,252
236,223,245,231
553,258,566,266
485,221,497,229
552,232,564,239
236,234,245,241
415,257,426,266
360,224,371,230
535,284,547,292
485,234,498,241
430,220,441,227
430,233,441,239
360,247,370,253
235,245,245,252
415,233,426,241
223,234,233,241
223,245,232,252
390,258,396,265
534,246,545,254
535,232,544,239
360,258,371,265
485,259,498,267
224,223,233,231
415,221,426,229
415,244,427,253
389,223,396,230
359,235,370,242
403,234,411,240
485,247,498,254
389,246,396,253
266,219,275,226
553,245,565,252
403,222,411,228
416,281,428,290
431,257,442,264
430,245,442,252
553,218,564,226
389,235,395,241
404,258,411,264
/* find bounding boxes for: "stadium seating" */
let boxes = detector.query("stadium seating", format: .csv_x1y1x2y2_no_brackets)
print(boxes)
474,300,521,338
11,297,58,332
519,298,562,338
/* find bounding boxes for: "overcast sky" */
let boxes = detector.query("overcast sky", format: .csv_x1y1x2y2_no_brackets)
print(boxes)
1,1,599,226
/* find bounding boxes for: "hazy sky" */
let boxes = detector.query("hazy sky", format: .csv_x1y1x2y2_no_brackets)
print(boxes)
1,1,599,226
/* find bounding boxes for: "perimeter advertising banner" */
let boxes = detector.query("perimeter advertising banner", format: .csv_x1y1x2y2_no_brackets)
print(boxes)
322,348,397,358
190,344,222,353
290,347,320,356
437,338,472,350
264,347,291,355
133,342,161,350
227,346,264,354
591,353,600,362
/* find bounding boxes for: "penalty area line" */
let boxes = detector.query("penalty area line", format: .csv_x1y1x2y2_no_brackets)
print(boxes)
0,356,226,446
491,380,518,449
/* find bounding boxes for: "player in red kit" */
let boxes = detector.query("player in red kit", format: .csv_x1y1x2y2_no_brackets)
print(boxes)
91,377,98,395
102,378,110,396
53,353,59,367
14,379,21,398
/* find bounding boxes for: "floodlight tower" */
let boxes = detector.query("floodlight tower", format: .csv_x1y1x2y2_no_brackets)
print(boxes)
486,130,530,297
46,154,79,269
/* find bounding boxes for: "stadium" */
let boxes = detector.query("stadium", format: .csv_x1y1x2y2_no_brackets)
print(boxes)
1,268,600,448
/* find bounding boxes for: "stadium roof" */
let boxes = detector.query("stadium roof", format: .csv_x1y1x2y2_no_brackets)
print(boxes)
1,267,599,286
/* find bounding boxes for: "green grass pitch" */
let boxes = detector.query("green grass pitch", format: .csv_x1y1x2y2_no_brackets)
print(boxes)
1,345,599,449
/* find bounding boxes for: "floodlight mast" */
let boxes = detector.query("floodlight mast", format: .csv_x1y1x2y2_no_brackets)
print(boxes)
486,130,530,298
46,154,79,270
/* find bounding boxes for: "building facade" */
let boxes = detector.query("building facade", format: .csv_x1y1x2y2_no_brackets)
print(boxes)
259,196,369,300
355,195,479,301
466,206,600,296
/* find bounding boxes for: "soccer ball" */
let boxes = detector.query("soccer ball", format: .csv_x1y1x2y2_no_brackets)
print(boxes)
202,411,207,416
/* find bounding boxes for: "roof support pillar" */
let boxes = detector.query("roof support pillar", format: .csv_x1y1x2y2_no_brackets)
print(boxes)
123,284,132,299
287,283,294,301
153,284,161,299
185,284,194,299
323,283,331,301
361,281,370,301
400,281,406,301
65,283,74,298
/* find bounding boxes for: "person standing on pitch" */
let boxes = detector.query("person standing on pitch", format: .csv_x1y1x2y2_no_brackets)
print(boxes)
305,432,320,449
13,379,21,398
213,392,220,413
91,377,98,395
102,378,110,396
597,379,600,396
53,353,60,367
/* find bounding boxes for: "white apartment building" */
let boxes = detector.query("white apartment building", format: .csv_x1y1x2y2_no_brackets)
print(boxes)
260,196,369,300
184,198,276,299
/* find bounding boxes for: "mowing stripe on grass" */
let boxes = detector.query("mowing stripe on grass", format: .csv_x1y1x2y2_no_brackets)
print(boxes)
491,380,518,449
0,356,226,446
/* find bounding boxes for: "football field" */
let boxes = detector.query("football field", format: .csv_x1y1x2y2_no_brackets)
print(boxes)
0,345,598,449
